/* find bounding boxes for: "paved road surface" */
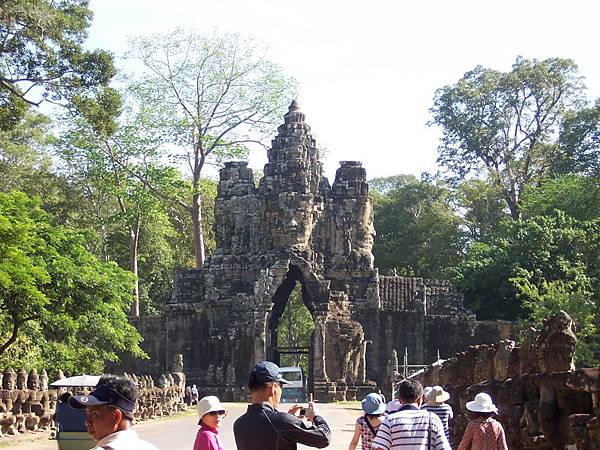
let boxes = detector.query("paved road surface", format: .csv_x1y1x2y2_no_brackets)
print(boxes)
10,402,362,450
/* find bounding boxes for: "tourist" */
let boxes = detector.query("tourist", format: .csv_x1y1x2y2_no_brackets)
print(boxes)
421,385,453,442
386,385,431,414
69,374,158,449
457,392,508,450
371,380,451,450
233,361,331,450
185,385,193,406
194,395,226,450
192,384,199,404
348,392,386,450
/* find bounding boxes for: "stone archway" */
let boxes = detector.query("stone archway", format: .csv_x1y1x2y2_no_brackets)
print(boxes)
265,264,315,390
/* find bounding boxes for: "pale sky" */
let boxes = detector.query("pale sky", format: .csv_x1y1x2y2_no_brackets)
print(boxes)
87,0,600,182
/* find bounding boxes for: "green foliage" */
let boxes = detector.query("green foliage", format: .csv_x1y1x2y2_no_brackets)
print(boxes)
512,274,597,366
0,110,55,193
430,57,586,219
0,191,145,372
521,175,600,221
277,285,314,375
451,211,600,325
0,0,119,132
370,175,465,279
556,100,600,177
54,112,213,314
453,179,509,242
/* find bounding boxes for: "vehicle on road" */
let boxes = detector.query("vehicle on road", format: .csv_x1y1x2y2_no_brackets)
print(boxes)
279,366,307,403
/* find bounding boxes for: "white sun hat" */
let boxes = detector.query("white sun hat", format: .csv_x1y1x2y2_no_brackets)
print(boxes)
426,385,450,403
465,392,498,414
197,396,226,425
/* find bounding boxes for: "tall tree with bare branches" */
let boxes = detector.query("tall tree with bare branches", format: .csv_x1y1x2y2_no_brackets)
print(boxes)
122,29,296,268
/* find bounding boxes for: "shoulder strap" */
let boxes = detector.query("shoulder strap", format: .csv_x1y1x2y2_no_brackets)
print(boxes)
364,415,377,436
428,411,432,450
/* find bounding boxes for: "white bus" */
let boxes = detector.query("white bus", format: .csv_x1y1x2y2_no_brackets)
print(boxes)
280,366,306,402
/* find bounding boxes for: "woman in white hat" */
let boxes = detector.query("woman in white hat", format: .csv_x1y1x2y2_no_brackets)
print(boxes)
194,396,227,450
349,392,386,450
457,392,507,450
421,385,453,442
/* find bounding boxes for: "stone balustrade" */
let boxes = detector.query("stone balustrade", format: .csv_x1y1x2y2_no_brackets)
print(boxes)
0,367,188,438
412,310,600,449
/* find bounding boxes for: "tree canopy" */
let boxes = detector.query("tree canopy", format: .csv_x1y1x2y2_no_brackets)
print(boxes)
0,191,145,372
0,0,120,133
430,57,586,219
370,175,464,279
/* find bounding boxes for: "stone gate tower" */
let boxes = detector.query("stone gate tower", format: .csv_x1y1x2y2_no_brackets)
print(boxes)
125,101,512,401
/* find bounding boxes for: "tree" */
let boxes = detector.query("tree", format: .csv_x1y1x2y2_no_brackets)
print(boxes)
0,191,145,373
0,110,54,192
0,0,120,133
430,57,587,220
453,178,509,243
54,111,210,315
521,174,600,221
556,99,600,177
370,175,464,279
452,211,600,325
121,29,296,268
277,285,314,374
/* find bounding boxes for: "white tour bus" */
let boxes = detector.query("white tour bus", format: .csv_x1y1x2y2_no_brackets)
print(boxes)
279,366,307,402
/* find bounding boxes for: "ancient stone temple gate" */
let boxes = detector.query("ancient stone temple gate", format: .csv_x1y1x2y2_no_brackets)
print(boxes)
123,102,512,401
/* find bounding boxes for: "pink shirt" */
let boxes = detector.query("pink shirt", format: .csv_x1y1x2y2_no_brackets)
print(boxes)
194,425,225,450
457,416,508,450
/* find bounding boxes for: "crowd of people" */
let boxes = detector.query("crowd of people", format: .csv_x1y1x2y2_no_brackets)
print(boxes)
64,362,507,450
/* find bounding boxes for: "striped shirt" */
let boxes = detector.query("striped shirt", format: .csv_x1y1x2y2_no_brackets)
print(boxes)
371,404,451,450
421,403,453,440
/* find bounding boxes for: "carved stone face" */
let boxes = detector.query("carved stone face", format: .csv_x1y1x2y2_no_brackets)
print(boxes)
27,372,40,390
3,369,16,390
17,369,27,390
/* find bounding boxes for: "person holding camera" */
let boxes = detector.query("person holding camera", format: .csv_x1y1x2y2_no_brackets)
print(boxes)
233,361,331,450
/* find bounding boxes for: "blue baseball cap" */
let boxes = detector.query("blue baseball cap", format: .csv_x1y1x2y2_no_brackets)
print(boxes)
69,379,136,412
249,361,290,385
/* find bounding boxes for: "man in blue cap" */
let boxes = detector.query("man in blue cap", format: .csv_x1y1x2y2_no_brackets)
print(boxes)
69,374,157,450
234,361,331,450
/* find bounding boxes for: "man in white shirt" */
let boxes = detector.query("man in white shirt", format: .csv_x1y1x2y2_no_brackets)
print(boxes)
372,380,451,450
69,375,158,450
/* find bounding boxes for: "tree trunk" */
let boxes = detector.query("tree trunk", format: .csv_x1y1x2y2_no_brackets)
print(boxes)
506,194,521,220
0,319,20,356
192,192,205,268
129,212,141,316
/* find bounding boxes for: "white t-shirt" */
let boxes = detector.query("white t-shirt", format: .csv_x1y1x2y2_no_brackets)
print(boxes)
92,429,158,450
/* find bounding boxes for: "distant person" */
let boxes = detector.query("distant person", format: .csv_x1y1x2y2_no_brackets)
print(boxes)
194,396,226,450
185,385,193,406
349,392,386,450
192,384,199,404
457,392,508,450
386,385,431,415
371,380,451,450
421,386,453,442
69,374,158,450
233,361,331,450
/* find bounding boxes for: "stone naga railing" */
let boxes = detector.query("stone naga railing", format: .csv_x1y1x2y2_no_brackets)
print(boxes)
0,368,188,438
413,310,600,449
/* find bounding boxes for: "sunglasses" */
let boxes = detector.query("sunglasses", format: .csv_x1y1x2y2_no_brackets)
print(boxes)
207,410,226,416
